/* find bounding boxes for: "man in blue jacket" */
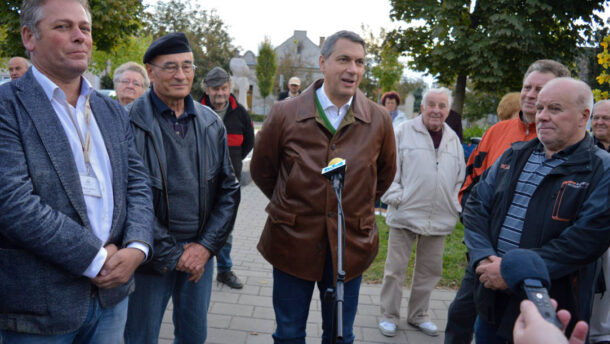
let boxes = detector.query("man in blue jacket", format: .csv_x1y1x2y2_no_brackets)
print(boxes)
463,77,610,343
0,0,154,342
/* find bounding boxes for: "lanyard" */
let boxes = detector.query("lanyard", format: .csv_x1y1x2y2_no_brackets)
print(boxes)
65,95,93,170
314,93,337,135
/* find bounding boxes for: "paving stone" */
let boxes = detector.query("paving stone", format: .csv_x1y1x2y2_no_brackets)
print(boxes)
158,323,174,340
208,314,232,328
211,290,240,303
239,294,273,307
206,328,248,344
245,333,274,344
211,302,254,317
252,306,276,320
229,316,275,333
361,326,409,343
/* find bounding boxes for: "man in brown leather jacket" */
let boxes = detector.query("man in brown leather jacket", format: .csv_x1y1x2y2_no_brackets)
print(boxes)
251,30,396,344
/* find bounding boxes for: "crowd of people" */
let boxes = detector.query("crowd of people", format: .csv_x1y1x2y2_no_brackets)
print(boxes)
1,0,609,343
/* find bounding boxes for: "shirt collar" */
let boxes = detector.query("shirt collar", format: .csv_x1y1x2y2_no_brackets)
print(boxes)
149,85,197,117
316,82,353,113
32,65,93,103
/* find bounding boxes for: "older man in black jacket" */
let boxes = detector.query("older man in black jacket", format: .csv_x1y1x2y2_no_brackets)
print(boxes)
462,78,610,343
124,33,240,344
200,66,255,289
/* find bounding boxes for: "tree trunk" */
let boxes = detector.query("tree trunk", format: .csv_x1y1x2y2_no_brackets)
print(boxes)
452,73,467,116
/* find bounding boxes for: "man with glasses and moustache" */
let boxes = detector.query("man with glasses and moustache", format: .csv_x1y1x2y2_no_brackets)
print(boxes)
124,32,240,344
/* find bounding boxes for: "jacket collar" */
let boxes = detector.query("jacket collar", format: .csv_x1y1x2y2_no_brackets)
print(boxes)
412,114,456,145
201,92,239,111
295,79,371,124
130,90,215,133
517,111,537,132
511,134,595,172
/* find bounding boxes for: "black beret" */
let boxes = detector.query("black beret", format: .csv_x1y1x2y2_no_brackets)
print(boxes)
143,32,192,64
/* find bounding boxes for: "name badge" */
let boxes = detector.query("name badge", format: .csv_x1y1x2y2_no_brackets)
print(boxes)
80,174,102,198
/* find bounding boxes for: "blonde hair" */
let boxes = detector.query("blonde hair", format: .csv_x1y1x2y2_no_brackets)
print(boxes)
497,92,521,121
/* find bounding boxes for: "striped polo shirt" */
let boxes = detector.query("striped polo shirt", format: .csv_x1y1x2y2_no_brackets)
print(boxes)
496,146,566,255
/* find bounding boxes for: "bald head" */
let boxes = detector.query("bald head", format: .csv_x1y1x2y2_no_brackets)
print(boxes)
8,57,30,80
535,78,592,157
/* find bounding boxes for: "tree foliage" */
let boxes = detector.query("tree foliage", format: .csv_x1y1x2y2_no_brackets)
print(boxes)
256,38,277,113
361,26,424,103
0,0,144,57
90,35,152,76
372,44,404,93
388,0,606,115
594,35,610,101
143,0,236,99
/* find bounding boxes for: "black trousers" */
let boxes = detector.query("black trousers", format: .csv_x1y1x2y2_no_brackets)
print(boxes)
445,265,477,344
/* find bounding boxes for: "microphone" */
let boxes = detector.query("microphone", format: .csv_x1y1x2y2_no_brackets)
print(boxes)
322,158,346,188
501,249,562,329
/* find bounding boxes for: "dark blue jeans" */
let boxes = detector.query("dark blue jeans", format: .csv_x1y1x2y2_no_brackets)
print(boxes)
124,257,214,344
474,316,506,344
272,253,362,344
216,234,233,273
1,296,128,344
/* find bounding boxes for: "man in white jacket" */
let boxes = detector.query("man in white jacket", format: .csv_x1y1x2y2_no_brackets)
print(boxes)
378,88,465,337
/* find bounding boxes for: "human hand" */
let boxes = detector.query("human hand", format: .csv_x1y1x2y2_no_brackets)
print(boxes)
92,248,145,289
105,243,118,259
476,255,508,290
513,299,589,344
176,243,211,283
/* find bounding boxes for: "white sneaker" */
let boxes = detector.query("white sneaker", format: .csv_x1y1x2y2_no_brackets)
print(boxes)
378,321,397,337
409,321,439,336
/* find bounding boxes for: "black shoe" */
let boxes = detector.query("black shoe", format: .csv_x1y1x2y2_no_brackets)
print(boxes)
216,270,244,289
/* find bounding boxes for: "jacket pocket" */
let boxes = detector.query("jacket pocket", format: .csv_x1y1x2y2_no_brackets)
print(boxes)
0,249,48,315
266,203,296,226
552,181,588,222
359,214,375,231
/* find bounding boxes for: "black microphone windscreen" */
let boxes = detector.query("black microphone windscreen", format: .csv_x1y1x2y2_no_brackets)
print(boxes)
500,249,551,293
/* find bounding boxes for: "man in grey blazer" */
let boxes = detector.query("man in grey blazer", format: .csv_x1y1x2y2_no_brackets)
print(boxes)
0,0,154,342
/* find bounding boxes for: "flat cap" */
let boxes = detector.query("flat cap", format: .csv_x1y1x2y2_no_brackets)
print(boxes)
204,67,230,87
143,32,192,64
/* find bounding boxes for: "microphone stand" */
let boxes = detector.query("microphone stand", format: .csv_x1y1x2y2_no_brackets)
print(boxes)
325,174,346,344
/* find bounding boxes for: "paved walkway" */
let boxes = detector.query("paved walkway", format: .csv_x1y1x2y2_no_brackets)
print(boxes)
158,167,457,343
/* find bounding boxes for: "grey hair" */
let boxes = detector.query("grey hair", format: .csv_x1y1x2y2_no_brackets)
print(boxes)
113,61,150,89
422,87,453,109
21,0,91,39
523,59,570,82
593,99,610,114
320,30,366,59
200,77,234,93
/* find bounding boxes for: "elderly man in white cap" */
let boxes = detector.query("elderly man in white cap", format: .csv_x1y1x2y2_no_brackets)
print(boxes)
278,76,302,101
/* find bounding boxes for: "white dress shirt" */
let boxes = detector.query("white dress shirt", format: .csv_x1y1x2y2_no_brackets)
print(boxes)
32,66,148,278
316,82,353,130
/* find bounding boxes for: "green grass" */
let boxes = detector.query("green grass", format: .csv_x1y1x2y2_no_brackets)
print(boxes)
363,216,468,290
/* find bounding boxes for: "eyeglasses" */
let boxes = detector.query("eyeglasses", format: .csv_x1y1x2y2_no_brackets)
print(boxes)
149,62,197,75
118,79,143,88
